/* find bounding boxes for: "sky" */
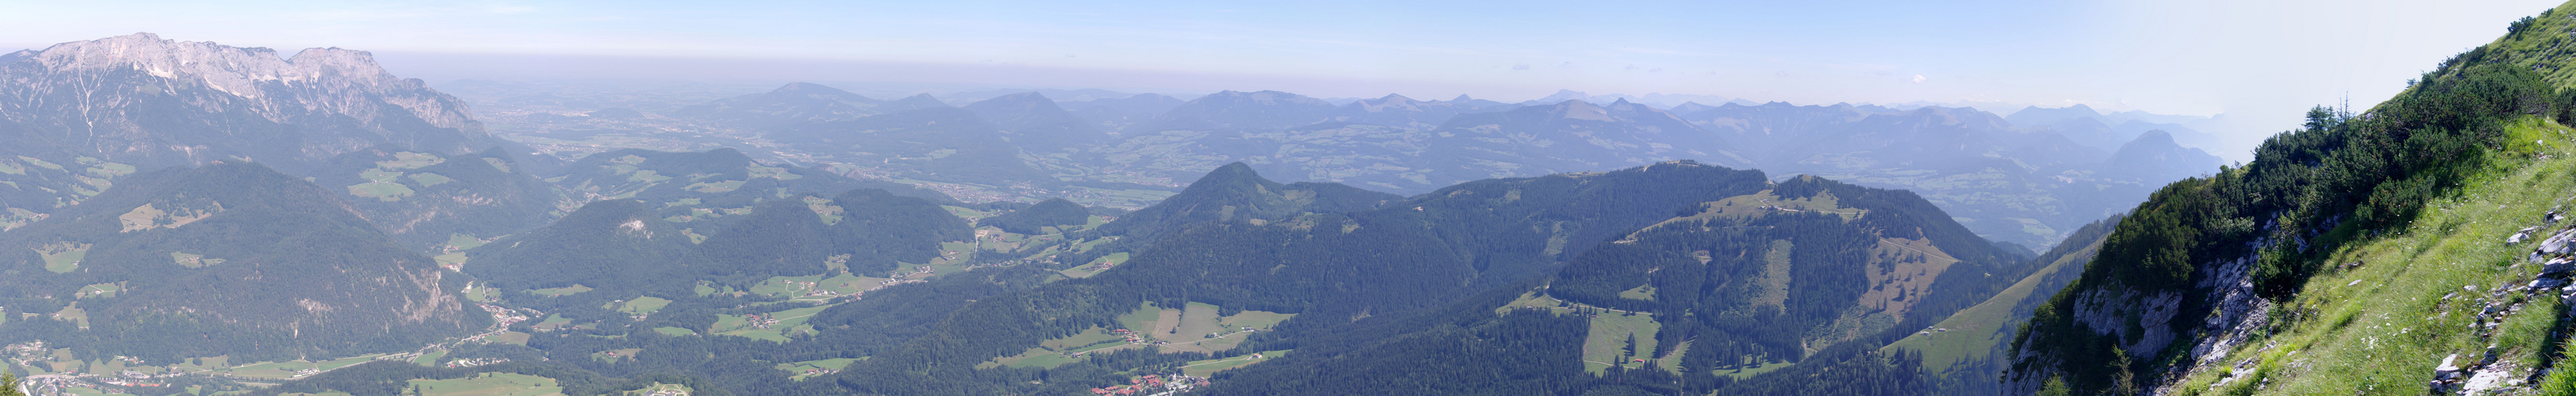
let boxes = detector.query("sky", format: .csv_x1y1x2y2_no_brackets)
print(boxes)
0,0,2563,160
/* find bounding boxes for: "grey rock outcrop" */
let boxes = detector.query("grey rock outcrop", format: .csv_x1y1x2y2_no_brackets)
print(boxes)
2538,229,2576,257
0,33,495,173
2544,257,2575,276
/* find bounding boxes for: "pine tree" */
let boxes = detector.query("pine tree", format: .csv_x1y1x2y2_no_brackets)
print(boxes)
0,374,22,396
2035,377,2071,396
1623,333,1639,359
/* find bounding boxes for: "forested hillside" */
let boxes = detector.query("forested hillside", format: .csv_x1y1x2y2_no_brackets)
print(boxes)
547,148,953,229
0,162,488,363
808,161,1777,394
2011,4,2576,394
310,146,565,249
976,198,1090,234
1194,174,2044,395
1079,162,1398,251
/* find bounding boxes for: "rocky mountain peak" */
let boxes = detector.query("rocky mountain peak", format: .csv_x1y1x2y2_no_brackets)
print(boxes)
29,33,414,104
0,33,493,171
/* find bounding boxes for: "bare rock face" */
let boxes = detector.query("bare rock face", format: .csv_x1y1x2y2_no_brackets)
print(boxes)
0,33,493,173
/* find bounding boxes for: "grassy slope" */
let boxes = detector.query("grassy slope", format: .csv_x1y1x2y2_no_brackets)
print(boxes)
2166,117,2574,394
981,302,1297,369
1883,233,2104,371
408,372,564,396
1581,313,1663,373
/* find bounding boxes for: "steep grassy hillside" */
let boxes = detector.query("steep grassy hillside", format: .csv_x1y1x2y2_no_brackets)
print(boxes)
1883,215,2117,394
2010,3,2576,394
2152,116,2576,394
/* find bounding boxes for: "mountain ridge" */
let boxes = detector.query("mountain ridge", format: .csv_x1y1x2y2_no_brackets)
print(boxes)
0,33,495,173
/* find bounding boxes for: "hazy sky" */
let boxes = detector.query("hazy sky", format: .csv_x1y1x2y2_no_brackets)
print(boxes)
1,0,2563,159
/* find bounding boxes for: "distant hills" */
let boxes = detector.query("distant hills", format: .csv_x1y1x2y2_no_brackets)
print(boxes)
430,72,2236,249
504,82,2217,247
2001,103,2228,154
523,82,2213,248
668,82,883,128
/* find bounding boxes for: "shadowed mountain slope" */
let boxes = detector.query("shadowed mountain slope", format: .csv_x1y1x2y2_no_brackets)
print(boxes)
0,161,487,363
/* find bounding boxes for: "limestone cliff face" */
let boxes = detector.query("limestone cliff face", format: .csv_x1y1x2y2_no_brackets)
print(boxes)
0,33,491,172
2003,227,2274,395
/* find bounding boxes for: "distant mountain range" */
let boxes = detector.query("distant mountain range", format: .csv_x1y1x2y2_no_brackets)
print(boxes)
531,81,2217,247
0,33,2239,396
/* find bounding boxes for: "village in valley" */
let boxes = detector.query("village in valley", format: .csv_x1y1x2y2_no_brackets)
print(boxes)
1089,373,1211,396
2,299,554,396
